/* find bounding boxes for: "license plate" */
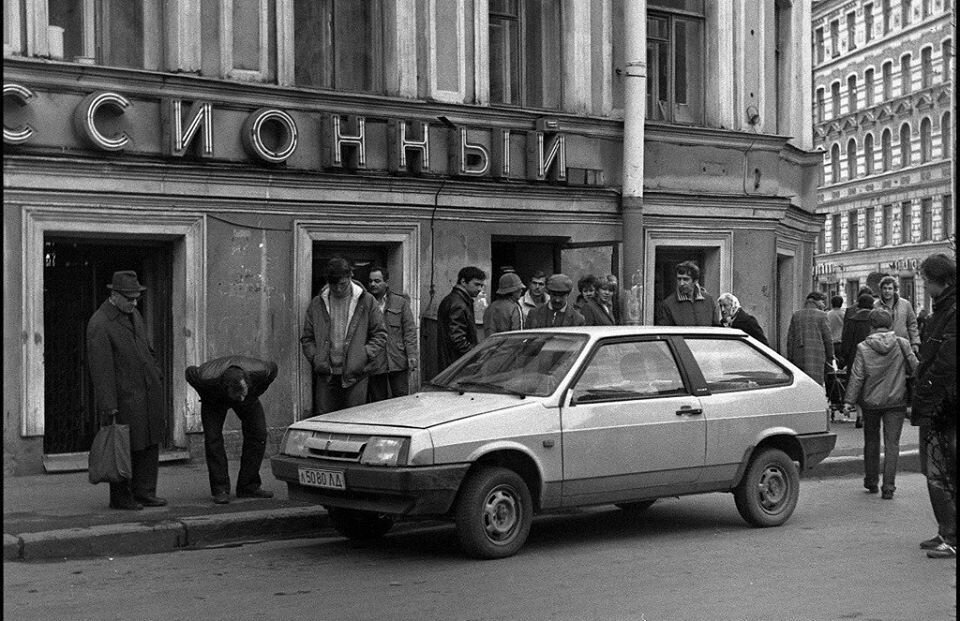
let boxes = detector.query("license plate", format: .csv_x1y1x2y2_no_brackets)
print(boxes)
298,467,346,490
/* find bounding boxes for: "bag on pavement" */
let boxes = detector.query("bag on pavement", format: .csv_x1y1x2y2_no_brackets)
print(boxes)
88,423,132,484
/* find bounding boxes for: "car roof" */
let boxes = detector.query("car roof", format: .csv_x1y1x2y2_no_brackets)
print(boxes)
505,326,748,337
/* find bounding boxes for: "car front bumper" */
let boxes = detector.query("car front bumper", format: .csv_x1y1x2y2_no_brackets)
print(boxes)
270,455,471,516
797,432,837,470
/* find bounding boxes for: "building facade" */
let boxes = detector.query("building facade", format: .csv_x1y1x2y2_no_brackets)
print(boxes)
812,0,955,307
4,0,820,475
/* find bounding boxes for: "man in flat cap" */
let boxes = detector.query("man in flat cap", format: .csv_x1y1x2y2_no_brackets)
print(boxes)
483,272,525,336
527,274,586,328
86,270,166,510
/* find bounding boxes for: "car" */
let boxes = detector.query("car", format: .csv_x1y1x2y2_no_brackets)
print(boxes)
271,326,837,559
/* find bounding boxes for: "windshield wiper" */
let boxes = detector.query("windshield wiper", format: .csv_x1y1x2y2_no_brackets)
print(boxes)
453,381,526,399
423,381,464,394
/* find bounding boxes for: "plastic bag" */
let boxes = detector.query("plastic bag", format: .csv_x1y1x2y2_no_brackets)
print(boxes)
88,423,132,484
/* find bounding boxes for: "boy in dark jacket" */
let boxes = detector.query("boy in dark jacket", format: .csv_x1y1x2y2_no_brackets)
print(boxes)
186,355,278,504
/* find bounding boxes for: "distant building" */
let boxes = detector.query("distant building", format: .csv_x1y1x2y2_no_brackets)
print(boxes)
812,0,955,309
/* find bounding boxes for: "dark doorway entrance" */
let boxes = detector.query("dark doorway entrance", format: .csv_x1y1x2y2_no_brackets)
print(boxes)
491,238,561,285
42,238,174,454
654,247,708,310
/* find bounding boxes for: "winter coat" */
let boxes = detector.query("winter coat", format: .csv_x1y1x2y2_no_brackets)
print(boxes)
844,331,918,411
526,304,586,328
301,281,387,388
519,291,546,320
369,290,418,375
185,356,278,403
437,285,478,370
727,308,769,347
656,288,717,326
840,308,873,368
785,307,834,386
580,298,617,326
483,296,524,335
911,285,957,427
874,294,921,347
86,300,165,451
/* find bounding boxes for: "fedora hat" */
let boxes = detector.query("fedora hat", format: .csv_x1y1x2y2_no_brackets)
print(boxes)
496,273,524,295
107,270,147,295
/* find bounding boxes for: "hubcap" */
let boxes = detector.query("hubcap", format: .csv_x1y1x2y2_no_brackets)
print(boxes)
482,485,520,542
757,465,788,512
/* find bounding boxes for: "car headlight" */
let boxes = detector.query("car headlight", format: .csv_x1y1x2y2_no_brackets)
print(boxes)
281,429,313,457
361,437,408,467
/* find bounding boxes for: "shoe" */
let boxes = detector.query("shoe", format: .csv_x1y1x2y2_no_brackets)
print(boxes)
881,490,894,500
212,492,231,504
926,542,957,559
864,484,879,493
920,535,944,550
109,499,144,511
855,416,863,428
236,488,274,499
134,495,168,507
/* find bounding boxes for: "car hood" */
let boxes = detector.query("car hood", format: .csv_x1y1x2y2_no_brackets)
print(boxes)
295,391,535,430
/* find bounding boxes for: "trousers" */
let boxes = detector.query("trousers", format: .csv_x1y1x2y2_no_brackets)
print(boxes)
313,375,369,414
920,423,957,545
367,371,410,402
109,443,159,504
861,408,905,492
200,397,267,495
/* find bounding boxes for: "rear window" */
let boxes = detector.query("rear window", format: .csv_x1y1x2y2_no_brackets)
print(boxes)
684,338,792,392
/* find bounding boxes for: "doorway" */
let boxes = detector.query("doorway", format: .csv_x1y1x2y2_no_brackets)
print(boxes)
654,247,708,308
42,238,174,454
311,242,391,295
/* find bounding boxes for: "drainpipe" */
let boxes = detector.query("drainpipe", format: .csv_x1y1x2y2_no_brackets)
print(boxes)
621,0,647,324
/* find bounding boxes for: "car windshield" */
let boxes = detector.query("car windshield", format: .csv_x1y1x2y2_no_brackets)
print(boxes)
428,333,588,397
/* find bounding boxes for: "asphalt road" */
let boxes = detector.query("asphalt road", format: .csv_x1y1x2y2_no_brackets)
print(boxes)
4,473,955,621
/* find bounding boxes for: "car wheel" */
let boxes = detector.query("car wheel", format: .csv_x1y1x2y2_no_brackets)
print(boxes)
733,448,799,527
327,507,394,540
615,499,657,514
455,466,533,559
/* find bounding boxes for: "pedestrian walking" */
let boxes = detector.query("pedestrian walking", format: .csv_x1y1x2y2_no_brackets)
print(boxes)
526,274,586,328
718,292,769,346
827,295,845,366
185,355,278,504
840,293,876,428
911,253,956,559
437,266,486,370
86,270,166,511
366,266,418,402
842,309,918,499
785,291,835,386
301,257,387,414
874,275,921,354
655,260,717,326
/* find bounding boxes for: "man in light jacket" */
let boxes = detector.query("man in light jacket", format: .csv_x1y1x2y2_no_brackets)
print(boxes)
301,257,387,414
875,275,921,354
843,309,918,499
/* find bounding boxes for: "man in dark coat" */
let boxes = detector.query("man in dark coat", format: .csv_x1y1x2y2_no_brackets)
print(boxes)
186,355,278,504
785,291,835,386
437,266,486,370
301,257,387,414
483,272,525,335
911,253,956,559
527,274,586,328
841,293,876,369
718,292,769,346
366,266,418,402
86,271,166,511
656,260,717,326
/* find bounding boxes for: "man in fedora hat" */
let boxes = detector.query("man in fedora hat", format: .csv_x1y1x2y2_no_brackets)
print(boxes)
483,272,525,336
86,270,166,510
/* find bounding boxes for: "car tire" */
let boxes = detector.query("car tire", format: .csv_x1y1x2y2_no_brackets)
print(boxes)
327,507,394,540
733,448,799,527
455,466,533,559
615,499,657,514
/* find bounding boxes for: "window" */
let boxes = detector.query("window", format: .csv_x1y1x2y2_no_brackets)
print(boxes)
490,0,563,110
944,40,953,82
881,128,892,171
831,81,841,117
921,198,933,241
199,0,276,82
864,133,875,175
816,87,825,123
865,207,876,248
882,0,892,34
831,143,841,183
864,68,875,107
864,4,874,42
294,0,383,92
848,210,859,249
920,117,932,163
684,338,791,393
847,138,858,180
943,195,954,240
882,61,893,100
847,75,857,112
847,12,856,50
646,2,705,124
830,19,840,57
832,214,842,251
901,53,911,94
943,112,953,159
900,122,912,167
901,0,911,27
47,0,163,69
901,201,912,243
815,27,825,64
921,46,932,88
882,204,893,245
921,0,930,19
571,340,686,402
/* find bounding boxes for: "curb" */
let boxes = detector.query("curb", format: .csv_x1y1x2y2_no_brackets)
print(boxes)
4,452,923,562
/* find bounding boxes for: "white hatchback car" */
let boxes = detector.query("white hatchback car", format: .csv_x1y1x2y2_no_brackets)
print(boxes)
271,327,836,558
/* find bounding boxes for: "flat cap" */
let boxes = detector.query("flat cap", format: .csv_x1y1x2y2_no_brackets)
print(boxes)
546,273,573,294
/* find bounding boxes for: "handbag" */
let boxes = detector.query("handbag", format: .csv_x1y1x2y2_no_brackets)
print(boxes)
88,422,133,484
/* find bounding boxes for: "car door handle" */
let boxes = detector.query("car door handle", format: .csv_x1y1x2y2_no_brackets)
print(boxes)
676,406,703,416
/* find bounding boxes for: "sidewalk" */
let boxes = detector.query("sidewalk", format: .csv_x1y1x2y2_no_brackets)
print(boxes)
3,419,921,562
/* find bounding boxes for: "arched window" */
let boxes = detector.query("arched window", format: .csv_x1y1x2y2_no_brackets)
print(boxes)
942,111,952,159
831,143,841,183
900,123,912,167
901,53,912,95
847,138,858,180
881,128,892,171
864,133,875,175
847,75,857,112
945,40,953,82
920,117,932,162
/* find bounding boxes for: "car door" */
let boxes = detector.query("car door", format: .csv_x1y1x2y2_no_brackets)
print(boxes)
559,337,706,506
